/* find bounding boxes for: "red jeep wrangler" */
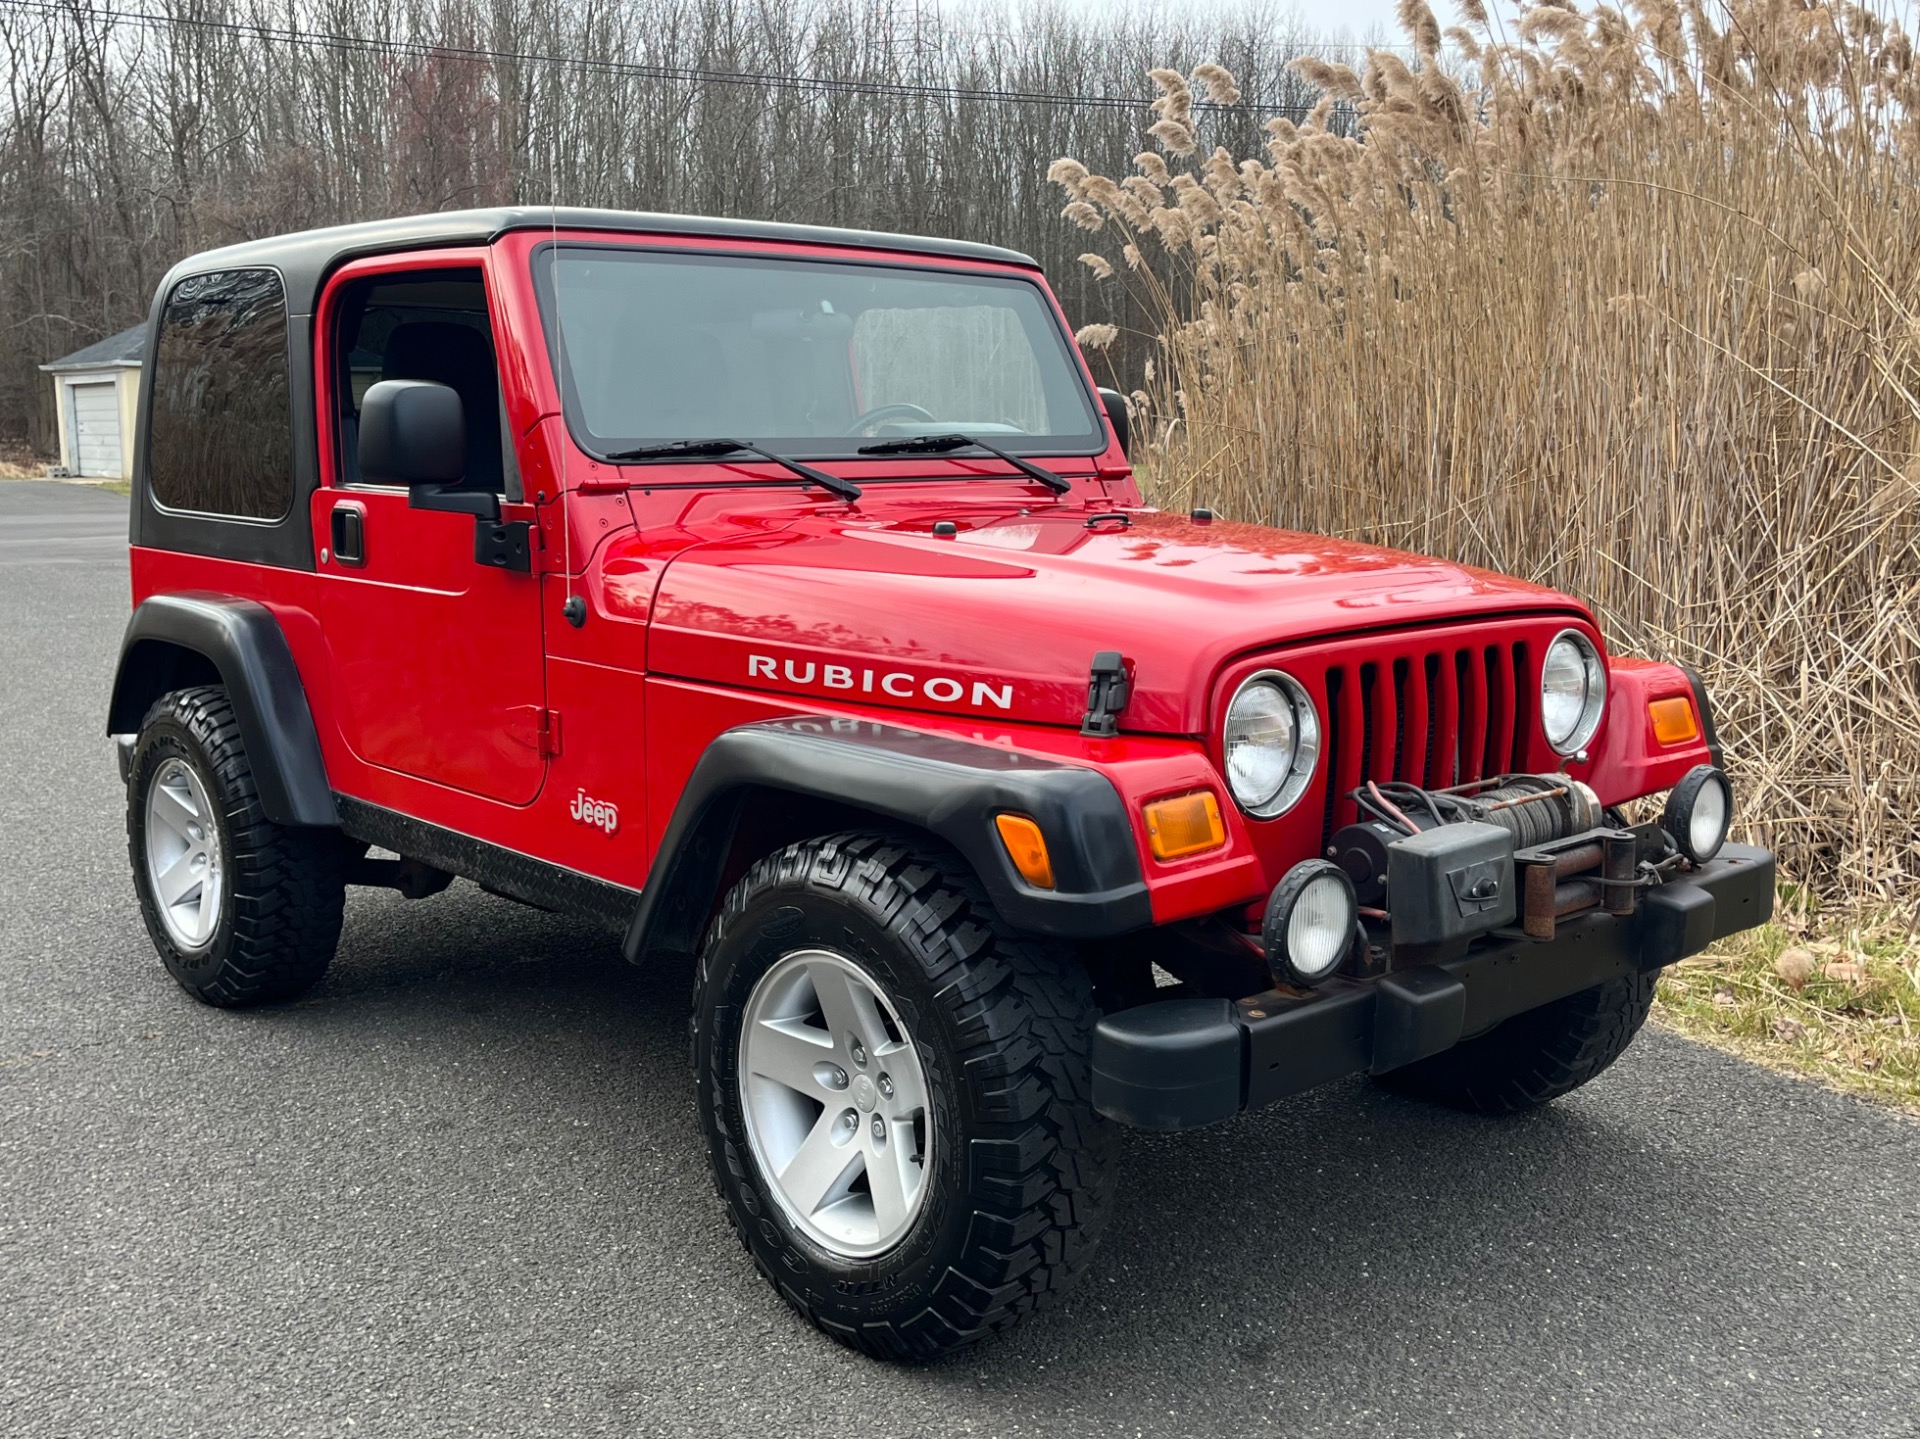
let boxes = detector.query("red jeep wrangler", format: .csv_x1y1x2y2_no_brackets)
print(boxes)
109,208,1773,1360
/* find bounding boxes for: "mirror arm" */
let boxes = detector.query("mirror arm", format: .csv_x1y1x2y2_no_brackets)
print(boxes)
408,483,501,522
1097,387,1131,459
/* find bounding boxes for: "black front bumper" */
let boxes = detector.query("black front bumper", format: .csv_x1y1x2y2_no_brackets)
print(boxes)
1092,843,1775,1130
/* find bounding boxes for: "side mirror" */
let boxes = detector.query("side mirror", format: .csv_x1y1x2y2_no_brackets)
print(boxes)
359,379,494,516
356,379,520,568
1098,387,1131,459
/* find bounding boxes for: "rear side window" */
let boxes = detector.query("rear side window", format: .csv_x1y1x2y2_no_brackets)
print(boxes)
147,268,293,520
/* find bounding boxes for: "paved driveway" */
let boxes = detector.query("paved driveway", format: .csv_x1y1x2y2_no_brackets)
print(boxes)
2,481,1915,1437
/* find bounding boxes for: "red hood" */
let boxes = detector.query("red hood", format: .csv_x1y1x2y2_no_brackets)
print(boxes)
643,498,1591,734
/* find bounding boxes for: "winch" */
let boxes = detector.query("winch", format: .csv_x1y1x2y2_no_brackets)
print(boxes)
1330,774,1604,907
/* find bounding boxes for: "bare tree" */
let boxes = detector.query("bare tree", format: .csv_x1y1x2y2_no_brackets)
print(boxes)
0,0,1333,449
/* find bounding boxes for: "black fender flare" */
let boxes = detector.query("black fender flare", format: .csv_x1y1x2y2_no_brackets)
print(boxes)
1678,663,1725,770
107,594,337,827
623,717,1151,963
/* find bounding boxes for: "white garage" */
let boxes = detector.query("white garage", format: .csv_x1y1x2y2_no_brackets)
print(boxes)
40,324,145,481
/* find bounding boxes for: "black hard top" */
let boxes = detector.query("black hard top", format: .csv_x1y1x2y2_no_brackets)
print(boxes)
158,207,1040,316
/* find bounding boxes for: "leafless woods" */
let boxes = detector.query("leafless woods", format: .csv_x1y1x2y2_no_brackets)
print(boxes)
0,0,1326,446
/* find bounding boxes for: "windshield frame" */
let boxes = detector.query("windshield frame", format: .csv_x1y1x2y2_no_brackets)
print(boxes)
528,240,1107,466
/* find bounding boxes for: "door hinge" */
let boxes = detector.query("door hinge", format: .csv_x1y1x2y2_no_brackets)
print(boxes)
507,705,563,758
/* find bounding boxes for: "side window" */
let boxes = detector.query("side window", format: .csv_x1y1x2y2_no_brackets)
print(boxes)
333,268,514,496
147,268,293,520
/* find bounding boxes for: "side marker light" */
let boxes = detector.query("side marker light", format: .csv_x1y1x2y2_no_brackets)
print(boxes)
994,813,1056,889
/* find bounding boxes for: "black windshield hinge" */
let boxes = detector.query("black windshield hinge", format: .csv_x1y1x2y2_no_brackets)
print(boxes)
1081,651,1133,737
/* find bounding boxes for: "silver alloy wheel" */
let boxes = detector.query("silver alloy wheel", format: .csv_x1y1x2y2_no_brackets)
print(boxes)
737,948,934,1259
144,756,224,951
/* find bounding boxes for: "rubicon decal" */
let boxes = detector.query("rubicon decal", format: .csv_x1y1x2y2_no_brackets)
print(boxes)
569,788,619,835
748,654,1012,710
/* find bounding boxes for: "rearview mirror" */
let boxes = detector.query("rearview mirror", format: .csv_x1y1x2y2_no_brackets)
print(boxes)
1098,388,1131,459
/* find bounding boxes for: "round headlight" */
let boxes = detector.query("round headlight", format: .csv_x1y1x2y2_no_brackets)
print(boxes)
1540,630,1607,756
1262,860,1357,986
1223,671,1320,818
1663,764,1732,864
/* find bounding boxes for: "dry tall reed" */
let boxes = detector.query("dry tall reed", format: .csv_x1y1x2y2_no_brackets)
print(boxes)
1057,0,1920,914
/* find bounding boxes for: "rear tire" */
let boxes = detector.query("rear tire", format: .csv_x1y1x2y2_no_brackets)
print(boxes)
1373,971,1657,1115
693,831,1116,1361
127,685,347,1006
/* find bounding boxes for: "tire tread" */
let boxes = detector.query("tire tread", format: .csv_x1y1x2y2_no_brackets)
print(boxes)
129,685,344,1006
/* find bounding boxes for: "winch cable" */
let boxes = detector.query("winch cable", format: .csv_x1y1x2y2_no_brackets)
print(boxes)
1350,775,1601,850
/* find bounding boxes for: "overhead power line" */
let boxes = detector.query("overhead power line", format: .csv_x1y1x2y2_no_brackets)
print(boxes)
0,0,1325,117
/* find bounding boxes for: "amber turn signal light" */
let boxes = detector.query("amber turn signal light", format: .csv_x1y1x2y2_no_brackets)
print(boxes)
1144,791,1227,861
994,813,1056,889
1649,695,1699,746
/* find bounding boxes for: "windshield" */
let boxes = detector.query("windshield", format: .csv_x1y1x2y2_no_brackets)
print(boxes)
534,245,1103,460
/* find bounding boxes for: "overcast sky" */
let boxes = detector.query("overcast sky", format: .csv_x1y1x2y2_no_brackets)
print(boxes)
1048,0,1419,43
941,0,1477,54
1272,0,1416,42
1012,0,1920,49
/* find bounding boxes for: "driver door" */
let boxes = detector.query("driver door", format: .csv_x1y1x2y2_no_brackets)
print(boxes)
311,253,547,807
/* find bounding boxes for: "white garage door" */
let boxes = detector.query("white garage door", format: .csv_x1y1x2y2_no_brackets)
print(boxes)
70,380,122,478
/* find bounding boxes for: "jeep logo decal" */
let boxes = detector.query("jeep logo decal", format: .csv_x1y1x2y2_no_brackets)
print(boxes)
569,788,619,835
747,654,1012,710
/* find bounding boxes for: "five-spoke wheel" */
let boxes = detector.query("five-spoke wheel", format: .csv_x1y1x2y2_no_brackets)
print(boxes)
738,949,932,1257
142,755,225,951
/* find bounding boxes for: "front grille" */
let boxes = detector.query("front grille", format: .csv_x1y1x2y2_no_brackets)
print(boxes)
1321,640,1533,838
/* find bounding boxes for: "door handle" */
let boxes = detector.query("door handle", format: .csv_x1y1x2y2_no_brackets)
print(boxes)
330,503,366,567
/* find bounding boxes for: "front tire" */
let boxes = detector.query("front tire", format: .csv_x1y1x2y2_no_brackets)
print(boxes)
1373,971,1657,1115
127,685,347,1006
693,832,1115,1361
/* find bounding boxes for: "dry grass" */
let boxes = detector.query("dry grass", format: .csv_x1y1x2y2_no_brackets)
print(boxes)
1655,913,1920,1112
1057,0,1920,920
0,436,44,478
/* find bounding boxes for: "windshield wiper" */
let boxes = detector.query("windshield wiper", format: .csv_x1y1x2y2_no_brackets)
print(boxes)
856,433,1073,495
604,438,862,502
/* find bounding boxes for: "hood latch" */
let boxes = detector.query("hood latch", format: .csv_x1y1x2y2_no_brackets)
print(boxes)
1081,651,1133,737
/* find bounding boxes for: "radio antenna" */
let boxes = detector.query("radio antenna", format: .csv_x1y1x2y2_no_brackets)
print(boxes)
551,126,581,627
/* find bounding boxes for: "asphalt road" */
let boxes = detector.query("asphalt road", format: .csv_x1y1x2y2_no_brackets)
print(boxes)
2,479,1916,1438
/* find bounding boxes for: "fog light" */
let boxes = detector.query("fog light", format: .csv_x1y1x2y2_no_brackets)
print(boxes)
1262,860,1357,987
1662,764,1732,864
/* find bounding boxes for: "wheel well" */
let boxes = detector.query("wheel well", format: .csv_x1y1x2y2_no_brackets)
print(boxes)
108,639,222,732
110,595,338,827
643,785,965,961
622,722,1153,963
